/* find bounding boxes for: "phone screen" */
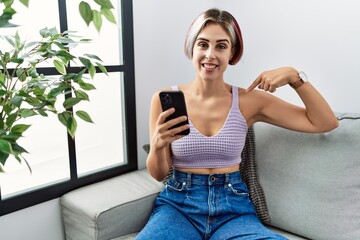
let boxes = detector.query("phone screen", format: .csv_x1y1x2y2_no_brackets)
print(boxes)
159,91,190,135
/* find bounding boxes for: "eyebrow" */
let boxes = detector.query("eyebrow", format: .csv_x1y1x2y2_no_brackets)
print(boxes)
196,37,230,43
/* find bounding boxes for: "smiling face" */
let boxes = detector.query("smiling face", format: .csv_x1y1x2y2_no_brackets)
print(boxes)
192,23,233,82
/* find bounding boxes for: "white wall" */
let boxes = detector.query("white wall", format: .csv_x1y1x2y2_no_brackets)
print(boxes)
0,199,64,240
134,0,360,169
1,1,359,239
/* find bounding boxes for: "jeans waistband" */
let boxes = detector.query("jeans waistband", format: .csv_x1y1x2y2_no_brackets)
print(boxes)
171,169,243,186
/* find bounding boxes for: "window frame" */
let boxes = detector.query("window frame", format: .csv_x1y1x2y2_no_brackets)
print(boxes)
0,0,137,216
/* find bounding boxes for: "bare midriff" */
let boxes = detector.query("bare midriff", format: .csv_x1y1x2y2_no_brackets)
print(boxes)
175,164,240,175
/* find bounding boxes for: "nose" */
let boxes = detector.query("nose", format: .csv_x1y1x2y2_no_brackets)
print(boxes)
205,48,215,60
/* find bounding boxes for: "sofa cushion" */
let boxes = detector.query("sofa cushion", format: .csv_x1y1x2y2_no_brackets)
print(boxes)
254,112,360,240
61,169,164,240
266,226,308,240
240,126,270,223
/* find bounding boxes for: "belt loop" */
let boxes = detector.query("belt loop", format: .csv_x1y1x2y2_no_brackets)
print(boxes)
186,172,192,187
172,169,176,179
225,173,230,184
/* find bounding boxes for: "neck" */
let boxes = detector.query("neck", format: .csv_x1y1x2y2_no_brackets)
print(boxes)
185,80,231,99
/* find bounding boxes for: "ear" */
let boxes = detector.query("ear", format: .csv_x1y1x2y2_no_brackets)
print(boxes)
230,47,236,60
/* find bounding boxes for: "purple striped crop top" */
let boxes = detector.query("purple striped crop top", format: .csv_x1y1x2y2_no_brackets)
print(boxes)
171,85,248,169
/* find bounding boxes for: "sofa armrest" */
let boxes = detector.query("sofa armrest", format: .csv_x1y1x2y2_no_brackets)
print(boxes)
60,168,163,240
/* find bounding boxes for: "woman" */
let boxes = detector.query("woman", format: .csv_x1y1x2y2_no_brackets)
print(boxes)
137,8,338,240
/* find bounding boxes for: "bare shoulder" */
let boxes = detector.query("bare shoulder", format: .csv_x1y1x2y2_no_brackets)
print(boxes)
237,87,247,96
237,87,275,126
153,87,174,94
238,87,269,103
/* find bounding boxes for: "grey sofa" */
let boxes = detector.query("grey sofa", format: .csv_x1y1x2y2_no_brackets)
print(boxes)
61,112,360,240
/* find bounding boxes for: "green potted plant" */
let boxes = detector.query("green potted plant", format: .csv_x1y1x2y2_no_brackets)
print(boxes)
0,0,116,172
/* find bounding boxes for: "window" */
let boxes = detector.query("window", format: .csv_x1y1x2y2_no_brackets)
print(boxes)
0,0,136,216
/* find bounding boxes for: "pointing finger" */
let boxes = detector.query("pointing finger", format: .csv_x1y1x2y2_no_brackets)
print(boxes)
247,75,262,92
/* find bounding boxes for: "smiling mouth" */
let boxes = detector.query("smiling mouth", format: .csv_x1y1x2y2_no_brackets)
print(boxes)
202,63,218,69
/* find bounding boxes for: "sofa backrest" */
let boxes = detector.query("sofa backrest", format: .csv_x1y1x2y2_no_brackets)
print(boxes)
254,112,360,240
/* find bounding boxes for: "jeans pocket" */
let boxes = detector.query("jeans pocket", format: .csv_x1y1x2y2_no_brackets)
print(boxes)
227,182,249,197
165,179,186,192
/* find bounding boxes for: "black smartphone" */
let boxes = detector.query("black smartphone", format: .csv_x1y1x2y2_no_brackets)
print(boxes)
159,90,190,135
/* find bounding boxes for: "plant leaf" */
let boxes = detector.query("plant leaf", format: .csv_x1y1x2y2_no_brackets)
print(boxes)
19,0,29,7
0,7,17,28
74,69,86,82
39,27,51,38
53,60,67,75
0,151,9,166
20,109,37,118
11,142,28,155
92,10,102,32
0,139,13,155
62,73,77,81
1,132,21,141
63,97,81,109
18,154,32,174
12,124,31,135
76,110,93,123
56,50,75,62
0,72,6,86
16,68,26,81
27,67,39,78
58,111,71,127
84,54,102,62
37,109,48,117
79,82,96,91
96,62,108,75
74,89,89,101
89,65,96,79
79,1,93,26
94,0,114,9
56,37,76,44
25,96,41,107
6,112,18,128
67,116,77,139
101,7,116,24
9,96,23,108
33,87,46,97
79,57,92,70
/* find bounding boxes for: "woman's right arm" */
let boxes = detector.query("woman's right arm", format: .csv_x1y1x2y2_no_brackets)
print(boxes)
146,91,189,181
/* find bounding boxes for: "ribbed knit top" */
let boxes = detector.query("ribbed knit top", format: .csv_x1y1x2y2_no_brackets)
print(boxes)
171,86,248,168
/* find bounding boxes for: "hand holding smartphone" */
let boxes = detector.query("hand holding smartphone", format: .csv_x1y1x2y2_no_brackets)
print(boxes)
159,90,190,135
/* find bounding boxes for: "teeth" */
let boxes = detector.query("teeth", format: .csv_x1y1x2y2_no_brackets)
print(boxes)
203,63,216,69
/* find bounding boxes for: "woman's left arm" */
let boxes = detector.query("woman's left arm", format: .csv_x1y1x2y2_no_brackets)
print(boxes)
246,67,339,133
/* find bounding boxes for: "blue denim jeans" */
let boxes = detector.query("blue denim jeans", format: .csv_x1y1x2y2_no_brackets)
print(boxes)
136,170,287,240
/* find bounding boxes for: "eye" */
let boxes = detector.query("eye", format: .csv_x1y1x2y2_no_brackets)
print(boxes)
197,42,208,48
217,43,228,50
